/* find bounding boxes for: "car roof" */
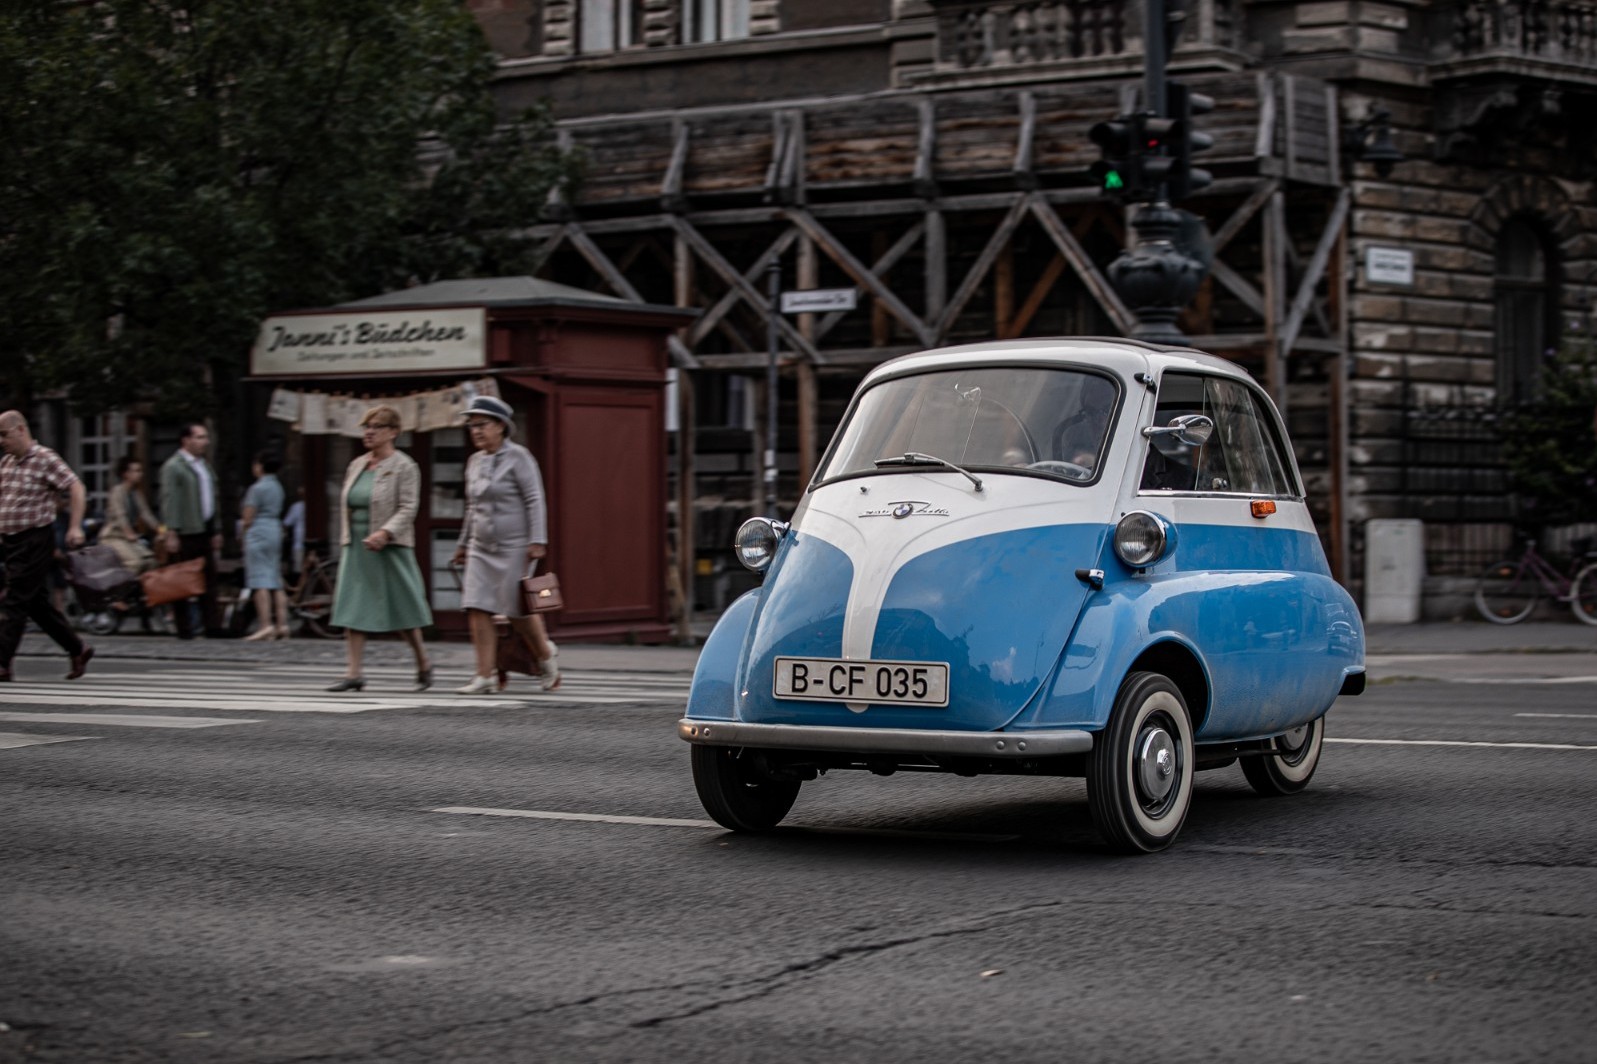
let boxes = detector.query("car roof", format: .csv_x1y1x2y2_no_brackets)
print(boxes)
863,337,1253,386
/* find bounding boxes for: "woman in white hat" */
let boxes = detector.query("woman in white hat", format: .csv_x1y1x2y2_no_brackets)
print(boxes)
450,394,559,693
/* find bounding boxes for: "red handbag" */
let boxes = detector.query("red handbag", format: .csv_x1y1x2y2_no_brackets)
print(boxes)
520,571,564,614
138,557,206,607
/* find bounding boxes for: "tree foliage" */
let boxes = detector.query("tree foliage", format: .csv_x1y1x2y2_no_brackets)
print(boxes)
1500,344,1597,527
0,0,578,417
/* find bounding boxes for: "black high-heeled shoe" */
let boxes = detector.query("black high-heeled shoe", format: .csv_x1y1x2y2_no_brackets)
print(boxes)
325,677,366,692
414,665,434,692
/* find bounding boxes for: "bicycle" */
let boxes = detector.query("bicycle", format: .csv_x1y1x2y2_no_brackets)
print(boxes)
285,542,342,639
1474,536,1597,626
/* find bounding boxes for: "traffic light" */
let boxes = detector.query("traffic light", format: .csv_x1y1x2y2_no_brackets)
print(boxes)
1166,81,1214,201
1136,113,1178,194
1089,115,1139,199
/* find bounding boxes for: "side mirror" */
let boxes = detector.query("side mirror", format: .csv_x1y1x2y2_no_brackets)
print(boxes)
1143,413,1214,448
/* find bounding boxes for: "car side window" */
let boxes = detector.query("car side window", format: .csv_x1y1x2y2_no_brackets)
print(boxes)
1203,379,1294,495
1140,374,1296,495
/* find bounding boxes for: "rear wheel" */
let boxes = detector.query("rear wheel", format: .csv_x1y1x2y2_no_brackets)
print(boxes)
1474,559,1541,624
1569,562,1597,627
1087,672,1195,854
1241,716,1325,796
296,562,341,639
83,610,122,636
691,746,800,832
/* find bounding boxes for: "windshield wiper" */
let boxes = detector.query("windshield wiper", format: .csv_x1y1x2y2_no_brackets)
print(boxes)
873,451,984,492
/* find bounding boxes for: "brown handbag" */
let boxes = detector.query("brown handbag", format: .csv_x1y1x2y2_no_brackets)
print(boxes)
520,571,564,614
138,557,206,607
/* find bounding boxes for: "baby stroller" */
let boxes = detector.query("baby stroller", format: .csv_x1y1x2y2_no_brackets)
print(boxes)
64,542,168,636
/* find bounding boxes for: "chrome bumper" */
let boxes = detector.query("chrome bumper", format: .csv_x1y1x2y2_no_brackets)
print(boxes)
676,720,1093,758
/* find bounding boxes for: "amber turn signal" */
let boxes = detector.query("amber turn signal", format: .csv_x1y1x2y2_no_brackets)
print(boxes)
1250,500,1276,519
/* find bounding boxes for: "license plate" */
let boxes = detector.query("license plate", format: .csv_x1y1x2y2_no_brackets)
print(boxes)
774,656,950,707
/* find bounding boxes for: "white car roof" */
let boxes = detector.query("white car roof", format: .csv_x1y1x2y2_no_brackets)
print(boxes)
863,337,1253,387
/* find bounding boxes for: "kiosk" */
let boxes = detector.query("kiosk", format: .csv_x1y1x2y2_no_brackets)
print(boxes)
249,277,694,642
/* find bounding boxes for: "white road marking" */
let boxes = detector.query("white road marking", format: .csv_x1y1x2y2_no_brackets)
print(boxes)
1516,713,1597,719
1429,676,1597,685
1328,737,1597,751
1,667,688,713
0,712,255,729
0,732,94,749
434,806,719,829
431,806,1019,842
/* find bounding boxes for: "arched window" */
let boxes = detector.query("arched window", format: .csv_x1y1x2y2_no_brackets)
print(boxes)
1494,216,1560,402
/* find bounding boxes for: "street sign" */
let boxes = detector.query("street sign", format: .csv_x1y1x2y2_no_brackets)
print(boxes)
780,288,858,314
1366,246,1414,286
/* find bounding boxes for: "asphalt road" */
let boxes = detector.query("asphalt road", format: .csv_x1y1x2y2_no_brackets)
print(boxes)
1,656,1594,1064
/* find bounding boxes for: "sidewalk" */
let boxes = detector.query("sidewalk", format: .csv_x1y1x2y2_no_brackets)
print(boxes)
14,618,1594,676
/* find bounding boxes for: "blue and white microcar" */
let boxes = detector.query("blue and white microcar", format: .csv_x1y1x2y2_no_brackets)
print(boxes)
678,338,1365,853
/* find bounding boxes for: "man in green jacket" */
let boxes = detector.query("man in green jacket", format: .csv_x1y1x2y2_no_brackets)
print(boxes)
159,423,222,639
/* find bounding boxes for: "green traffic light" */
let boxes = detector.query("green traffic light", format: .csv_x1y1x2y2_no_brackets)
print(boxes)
1104,170,1125,190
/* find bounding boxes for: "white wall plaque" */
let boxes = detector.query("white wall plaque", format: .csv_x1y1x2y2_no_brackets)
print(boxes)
1365,247,1415,286
250,307,487,376
780,288,858,314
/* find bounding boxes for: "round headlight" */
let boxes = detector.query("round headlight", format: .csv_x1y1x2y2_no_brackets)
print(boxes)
1114,511,1170,568
734,517,784,572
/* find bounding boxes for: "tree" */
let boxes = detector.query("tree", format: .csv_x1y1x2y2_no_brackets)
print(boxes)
1499,343,1597,528
0,0,579,417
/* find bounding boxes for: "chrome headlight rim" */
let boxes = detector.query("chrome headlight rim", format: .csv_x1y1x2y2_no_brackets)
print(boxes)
1114,510,1173,569
734,517,787,572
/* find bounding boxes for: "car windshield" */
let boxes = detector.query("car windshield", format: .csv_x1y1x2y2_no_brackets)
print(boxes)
817,366,1120,484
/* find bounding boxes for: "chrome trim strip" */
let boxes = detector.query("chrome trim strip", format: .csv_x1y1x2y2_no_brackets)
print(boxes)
677,720,1093,757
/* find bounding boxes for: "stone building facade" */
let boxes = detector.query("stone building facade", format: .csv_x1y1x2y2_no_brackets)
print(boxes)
466,0,1597,616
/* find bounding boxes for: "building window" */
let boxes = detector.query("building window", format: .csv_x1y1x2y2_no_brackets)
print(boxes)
579,0,645,53
1494,216,1560,403
685,0,750,42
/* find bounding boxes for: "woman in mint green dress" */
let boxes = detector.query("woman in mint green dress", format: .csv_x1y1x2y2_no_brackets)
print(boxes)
326,405,434,692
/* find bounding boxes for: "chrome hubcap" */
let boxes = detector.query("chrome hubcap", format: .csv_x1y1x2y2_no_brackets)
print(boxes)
1279,724,1309,753
1136,725,1176,803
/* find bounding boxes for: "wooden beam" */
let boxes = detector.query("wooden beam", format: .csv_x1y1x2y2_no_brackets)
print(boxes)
1004,253,1067,339
661,121,691,212
1261,190,1287,408
1209,258,1267,318
936,195,1031,339
995,242,1016,339
1255,72,1276,158
687,227,800,347
925,206,947,324
1026,194,1138,335
815,220,925,342
797,235,819,485
1211,178,1279,255
914,97,937,198
1012,91,1038,189
566,224,699,368
670,216,824,364
1280,188,1350,357
785,208,935,346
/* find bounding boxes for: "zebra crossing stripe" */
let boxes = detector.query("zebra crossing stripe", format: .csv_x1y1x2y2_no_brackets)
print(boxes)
0,732,94,749
0,712,255,729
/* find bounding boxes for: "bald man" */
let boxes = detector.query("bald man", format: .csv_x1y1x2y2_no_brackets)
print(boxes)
0,410,93,681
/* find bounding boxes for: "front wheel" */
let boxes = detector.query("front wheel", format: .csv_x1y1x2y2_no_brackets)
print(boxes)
1474,558,1541,624
691,746,800,832
1569,562,1597,627
1241,716,1325,796
1087,672,1195,854
296,563,342,639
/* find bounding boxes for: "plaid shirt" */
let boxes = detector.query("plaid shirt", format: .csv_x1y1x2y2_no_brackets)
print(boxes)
0,443,79,535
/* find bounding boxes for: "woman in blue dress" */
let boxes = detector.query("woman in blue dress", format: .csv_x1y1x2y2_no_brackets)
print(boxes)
241,451,288,640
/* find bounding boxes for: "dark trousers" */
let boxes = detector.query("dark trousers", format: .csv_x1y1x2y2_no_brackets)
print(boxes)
0,525,84,665
174,531,219,638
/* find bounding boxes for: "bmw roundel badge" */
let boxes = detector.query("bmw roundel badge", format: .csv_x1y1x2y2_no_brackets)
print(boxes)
892,502,914,519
